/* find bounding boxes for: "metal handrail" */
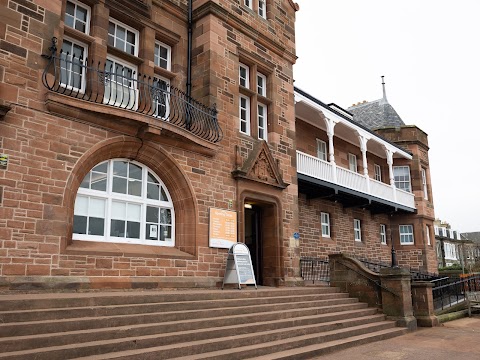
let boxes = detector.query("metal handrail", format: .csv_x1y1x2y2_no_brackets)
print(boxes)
41,37,223,143
432,274,480,311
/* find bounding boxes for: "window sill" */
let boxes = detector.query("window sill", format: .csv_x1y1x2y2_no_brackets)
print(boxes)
66,240,195,259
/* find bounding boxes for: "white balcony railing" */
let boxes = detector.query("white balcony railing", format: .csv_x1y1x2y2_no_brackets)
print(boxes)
297,151,415,210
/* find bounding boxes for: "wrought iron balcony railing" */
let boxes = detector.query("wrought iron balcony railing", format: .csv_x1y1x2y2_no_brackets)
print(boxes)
42,38,222,143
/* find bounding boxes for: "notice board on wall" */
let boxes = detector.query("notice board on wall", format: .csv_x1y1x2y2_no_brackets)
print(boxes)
209,208,237,249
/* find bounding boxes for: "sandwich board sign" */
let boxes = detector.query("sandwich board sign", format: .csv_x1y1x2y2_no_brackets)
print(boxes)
222,243,257,290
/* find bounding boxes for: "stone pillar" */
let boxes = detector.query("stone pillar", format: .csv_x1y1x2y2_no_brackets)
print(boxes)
411,281,439,327
379,267,417,330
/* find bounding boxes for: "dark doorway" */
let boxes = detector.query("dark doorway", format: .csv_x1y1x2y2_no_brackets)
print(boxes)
244,206,263,285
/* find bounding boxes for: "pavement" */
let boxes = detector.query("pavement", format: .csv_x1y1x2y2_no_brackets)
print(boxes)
314,316,480,360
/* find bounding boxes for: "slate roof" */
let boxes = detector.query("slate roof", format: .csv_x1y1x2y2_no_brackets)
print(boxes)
461,232,480,243
347,98,405,130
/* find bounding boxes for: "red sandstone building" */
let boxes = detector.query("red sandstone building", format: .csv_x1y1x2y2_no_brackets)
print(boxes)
0,0,436,290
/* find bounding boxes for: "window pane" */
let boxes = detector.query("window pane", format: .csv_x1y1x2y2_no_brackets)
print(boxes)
91,172,107,191
66,1,75,16
160,187,168,201
93,162,108,173
146,206,158,223
160,225,171,241
74,196,88,216
146,223,158,240
73,215,87,234
77,6,87,22
147,183,160,200
127,203,141,222
129,163,142,180
112,177,127,194
110,219,125,237
113,160,128,177
128,180,142,197
111,201,126,220
160,208,172,224
148,172,159,184
89,198,105,218
127,221,140,239
89,217,105,236
80,174,90,188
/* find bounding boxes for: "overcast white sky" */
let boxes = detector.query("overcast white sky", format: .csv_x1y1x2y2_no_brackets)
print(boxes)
293,0,480,233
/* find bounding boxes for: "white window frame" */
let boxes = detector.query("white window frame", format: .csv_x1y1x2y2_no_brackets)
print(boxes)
244,0,252,9
393,166,412,193
399,224,414,245
422,168,428,200
257,103,267,141
154,41,171,71
239,63,250,88
258,0,266,18
108,18,139,57
380,224,387,245
152,76,170,120
316,139,327,161
65,0,91,35
104,55,138,110
73,159,175,246
60,37,87,93
354,219,361,242
239,95,250,135
257,73,266,96
348,153,358,172
426,225,431,246
374,164,382,182
321,212,330,238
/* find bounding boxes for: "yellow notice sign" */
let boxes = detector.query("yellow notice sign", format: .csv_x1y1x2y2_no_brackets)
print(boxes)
209,208,237,249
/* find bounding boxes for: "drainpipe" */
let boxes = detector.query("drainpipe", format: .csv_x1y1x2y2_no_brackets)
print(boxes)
187,0,192,99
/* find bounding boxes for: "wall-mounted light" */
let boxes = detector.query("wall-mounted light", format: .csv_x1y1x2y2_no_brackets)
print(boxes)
244,203,253,209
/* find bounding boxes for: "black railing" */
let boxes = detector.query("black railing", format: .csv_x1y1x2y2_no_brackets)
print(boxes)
42,38,223,143
300,258,330,283
432,274,480,311
358,258,441,281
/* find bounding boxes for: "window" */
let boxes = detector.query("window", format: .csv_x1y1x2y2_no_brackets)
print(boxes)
316,139,327,161
257,103,267,141
258,0,266,18
154,41,171,71
426,225,431,246
239,63,250,88
65,0,90,34
244,0,252,9
60,38,87,92
321,212,330,238
393,166,411,192
239,95,250,135
104,56,138,109
257,73,266,96
348,153,357,172
380,224,387,244
422,168,428,200
374,164,382,182
108,18,139,56
399,225,414,245
152,76,170,119
74,159,175,246
354,219,361,242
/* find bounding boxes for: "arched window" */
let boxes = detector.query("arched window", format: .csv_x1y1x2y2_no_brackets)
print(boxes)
73,159,174,246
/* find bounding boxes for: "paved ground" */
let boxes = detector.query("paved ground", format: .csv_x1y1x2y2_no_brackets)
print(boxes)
314,316,480,360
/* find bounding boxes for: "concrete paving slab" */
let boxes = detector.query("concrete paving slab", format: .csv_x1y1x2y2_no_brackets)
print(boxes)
314,316,480,360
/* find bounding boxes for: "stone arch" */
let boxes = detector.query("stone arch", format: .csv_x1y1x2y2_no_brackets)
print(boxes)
63,136,198,255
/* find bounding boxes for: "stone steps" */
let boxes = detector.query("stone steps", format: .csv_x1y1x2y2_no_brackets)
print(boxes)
0,287,407,359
